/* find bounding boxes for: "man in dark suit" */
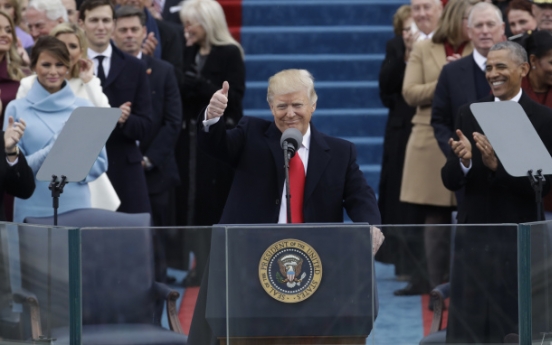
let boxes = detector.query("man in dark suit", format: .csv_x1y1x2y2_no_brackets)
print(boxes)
188,69,383,344
116,0,184,86
112,6,182,285
79,0,153,214
432,2,505,157
442,41,552,343
112,5,182,226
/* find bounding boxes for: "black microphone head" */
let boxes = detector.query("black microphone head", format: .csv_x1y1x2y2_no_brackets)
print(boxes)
280,128,303,156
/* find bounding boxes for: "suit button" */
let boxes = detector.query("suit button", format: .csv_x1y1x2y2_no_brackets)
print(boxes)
275,199,280,205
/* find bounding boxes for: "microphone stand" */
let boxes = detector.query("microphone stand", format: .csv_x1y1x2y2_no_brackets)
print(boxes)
283,142,292,223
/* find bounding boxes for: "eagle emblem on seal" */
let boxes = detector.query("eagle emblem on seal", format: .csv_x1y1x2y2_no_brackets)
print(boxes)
276,255,307,288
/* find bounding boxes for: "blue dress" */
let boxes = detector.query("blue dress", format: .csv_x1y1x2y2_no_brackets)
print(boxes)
4,80,108,222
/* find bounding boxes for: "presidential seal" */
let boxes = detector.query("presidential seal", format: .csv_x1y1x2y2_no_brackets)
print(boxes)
258,239,322,303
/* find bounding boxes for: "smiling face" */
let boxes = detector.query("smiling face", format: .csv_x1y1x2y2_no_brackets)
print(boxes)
468,7,505,57
486,49,529,101
0,14,13,58
183,17,206,47
530,50,552,87
270,89,316,136
25,7,63,41
56,32,81,68
34,50,68,93
508,9,537,35
410,0,442,35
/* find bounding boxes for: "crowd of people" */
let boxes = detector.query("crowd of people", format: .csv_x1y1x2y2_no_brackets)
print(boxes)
378,0,552,343
0,0,550,342
0,0,243,282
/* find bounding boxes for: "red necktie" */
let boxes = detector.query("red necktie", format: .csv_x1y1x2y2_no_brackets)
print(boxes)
289,153,305,223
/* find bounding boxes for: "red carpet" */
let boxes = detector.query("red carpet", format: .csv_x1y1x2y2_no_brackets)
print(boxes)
178,287,200,335
422,294,449,336
218,0,242,42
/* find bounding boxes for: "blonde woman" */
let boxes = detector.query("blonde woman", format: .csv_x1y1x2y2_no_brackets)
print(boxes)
175,0,245,288
16,22,109,108
399,0,477,294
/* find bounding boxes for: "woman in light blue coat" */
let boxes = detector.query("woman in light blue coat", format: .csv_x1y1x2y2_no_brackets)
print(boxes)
3,36,107,222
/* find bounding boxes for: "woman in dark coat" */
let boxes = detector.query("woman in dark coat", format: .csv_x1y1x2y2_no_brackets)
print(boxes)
174,0,245,286
375,5,418,278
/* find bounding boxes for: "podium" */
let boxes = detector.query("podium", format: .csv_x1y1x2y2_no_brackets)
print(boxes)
205,224,376,345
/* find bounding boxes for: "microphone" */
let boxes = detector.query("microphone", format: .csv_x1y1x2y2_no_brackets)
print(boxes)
280,128,303,158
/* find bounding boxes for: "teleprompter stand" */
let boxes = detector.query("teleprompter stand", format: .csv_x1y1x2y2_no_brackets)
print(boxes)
36,107,120,225
49,175,67,226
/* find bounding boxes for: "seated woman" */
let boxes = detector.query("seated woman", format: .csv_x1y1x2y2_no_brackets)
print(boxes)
17,23,110,108
3,36,107,222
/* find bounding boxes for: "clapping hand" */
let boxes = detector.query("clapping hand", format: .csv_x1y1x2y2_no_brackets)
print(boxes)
207,81,229,120
473,132,497,171
119,102,132,124
142,32,158,56
449,129,472,168
4,116,26,160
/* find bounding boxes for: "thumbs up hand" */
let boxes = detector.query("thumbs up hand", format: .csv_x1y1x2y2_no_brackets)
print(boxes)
448,129,472,168
207,81,230,120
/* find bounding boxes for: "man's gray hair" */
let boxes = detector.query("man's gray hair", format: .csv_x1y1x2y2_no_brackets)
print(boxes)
468,2,503,28
28,0,68,22
489,41,528,64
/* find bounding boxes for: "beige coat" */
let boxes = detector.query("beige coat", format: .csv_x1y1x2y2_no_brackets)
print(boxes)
400,39,473,206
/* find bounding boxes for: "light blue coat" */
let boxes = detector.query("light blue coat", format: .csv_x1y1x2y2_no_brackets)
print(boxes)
4,80,108,222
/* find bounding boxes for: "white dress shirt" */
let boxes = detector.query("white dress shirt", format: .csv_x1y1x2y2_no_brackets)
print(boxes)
472,49,487,72
461,89,523,174
88,44,113,79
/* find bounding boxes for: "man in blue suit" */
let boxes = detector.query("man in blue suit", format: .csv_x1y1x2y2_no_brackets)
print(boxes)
431,2,505,157
79,0,153,213
188,69,383,345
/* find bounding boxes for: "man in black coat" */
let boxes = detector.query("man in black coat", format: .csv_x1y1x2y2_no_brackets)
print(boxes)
112,6,182,287
432,2,505,157
442,41,552,343
188,69,382,345
80,0,153,214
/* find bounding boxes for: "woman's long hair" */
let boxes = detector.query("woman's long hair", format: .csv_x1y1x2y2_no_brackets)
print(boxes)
50,23,88,78
180,0,244,58
433,0,479,47
0,10,24,81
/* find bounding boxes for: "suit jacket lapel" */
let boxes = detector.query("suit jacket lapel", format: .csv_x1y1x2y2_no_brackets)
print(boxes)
304,124,330,204
104,43,124,88
264,122,285,195
461,55,478,101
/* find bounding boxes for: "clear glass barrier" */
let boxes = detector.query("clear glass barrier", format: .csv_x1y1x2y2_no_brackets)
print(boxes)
76,226,204,345
0,222,78,345
221,224,374,345
519,220,552,345
369,224,519,345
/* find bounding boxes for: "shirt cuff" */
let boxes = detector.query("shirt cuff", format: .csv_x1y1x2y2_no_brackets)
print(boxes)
460,158,472,175
6,157,18,166
202,109,220,132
